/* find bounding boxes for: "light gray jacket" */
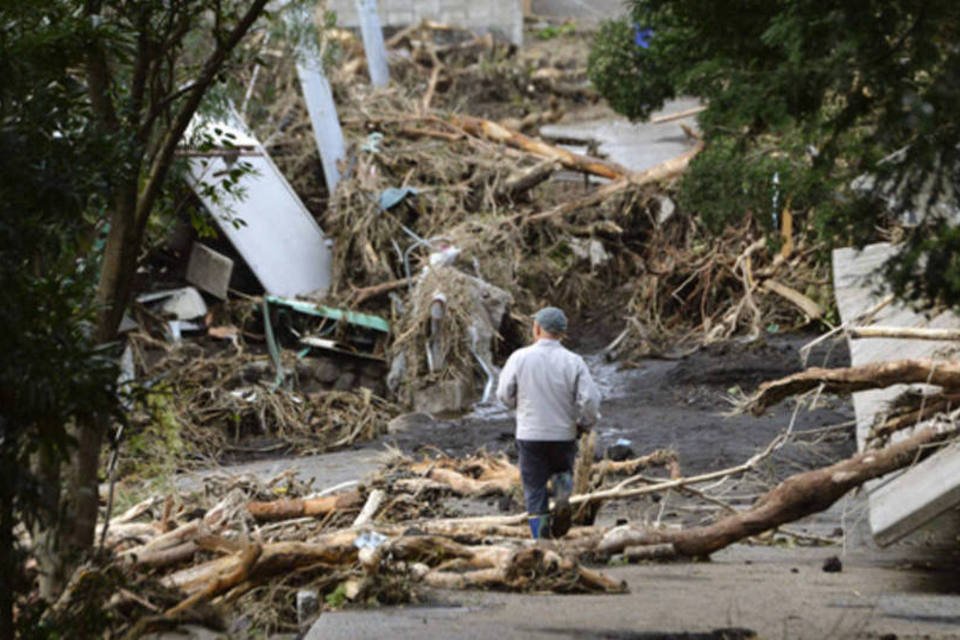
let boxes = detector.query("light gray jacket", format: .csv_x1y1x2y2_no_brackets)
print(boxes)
496,339,600,441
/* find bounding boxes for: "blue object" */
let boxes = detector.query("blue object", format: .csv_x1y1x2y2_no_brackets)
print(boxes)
634,26,654,49
615,438,633,447
378,186,419,212
528,514,551,539
361,131,384,153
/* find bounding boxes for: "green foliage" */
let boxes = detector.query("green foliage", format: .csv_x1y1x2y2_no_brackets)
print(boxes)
0,0,122,633
535,22,577,40
589,0,960,309
120,392,185,479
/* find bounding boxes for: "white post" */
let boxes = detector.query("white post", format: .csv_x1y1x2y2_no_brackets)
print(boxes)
296,60,346,193
285,1,346,193
355,0,390,87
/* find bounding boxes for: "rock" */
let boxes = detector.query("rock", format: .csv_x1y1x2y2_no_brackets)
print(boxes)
387,413,433,434
333,372,357,391
312,356,341,384
822,555,843,573
412,378,474,414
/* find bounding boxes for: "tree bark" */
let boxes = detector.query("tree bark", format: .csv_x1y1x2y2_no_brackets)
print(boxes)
599,422,958,557
747,359,960,415
0,456,14,640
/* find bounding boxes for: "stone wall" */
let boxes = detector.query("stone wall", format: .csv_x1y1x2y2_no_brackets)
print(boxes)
327,0,524,45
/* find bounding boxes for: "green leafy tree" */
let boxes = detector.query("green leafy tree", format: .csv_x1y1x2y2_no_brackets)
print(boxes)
0,3,120,636
0,0,300,624
589,0,960,308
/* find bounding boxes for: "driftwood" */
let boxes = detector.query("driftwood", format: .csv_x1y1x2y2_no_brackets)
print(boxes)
848,326,960,341
600,420,959,557
524,141,704,225
246,490,363,522
870,393,960,441
650,105,706,124
495,159,559,202
747,359,960,415
761,279,823,320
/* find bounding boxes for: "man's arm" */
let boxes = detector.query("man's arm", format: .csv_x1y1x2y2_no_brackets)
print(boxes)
574,358,601,428
496,353,519,409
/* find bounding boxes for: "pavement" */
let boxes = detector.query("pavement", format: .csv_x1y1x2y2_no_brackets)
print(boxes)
307,544,960,640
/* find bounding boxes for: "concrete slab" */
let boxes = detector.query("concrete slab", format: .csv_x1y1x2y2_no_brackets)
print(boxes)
540,97,702,174
831,242,960,545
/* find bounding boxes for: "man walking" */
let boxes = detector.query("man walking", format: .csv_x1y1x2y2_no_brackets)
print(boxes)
496,306,600,539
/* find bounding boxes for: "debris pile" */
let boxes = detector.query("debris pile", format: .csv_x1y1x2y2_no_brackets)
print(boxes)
120,296,397,472
267,21,831,398
77,397,960,637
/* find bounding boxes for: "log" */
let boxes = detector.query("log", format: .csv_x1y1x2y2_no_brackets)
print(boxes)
246,490,363,522
747,359,960,415
761,279,823,320
426,467,518,496
448,114,629,180
593,449,681,481
165,543,262,617
599,421,959,557
849,326,960,341
164,529,362,595
494,159,559,202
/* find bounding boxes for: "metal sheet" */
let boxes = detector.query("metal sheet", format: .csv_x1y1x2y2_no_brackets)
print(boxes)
187,113,332,297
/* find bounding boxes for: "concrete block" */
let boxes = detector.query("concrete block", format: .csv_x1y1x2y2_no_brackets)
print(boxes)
312,356,342,384
186,242,234,299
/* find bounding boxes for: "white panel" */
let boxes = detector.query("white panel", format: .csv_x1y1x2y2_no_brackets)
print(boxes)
355,0,390,87
831,242,960,545
187,114,332,297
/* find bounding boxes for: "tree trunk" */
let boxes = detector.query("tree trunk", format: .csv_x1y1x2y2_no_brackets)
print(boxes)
598,422,958,557
0,456,15,640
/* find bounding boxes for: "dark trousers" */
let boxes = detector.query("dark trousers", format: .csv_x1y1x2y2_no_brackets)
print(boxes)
516,439,577,515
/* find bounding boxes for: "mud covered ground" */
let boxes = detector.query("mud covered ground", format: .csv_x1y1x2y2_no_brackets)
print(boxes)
383,331,855,481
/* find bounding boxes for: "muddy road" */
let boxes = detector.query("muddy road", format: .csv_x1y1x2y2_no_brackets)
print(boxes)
382,332,855,482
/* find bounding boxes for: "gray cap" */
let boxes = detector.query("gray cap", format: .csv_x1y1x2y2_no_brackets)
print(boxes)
534,306,568,334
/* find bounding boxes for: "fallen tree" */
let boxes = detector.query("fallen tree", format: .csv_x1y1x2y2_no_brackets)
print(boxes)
599,417,959,557
746,358,960,415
